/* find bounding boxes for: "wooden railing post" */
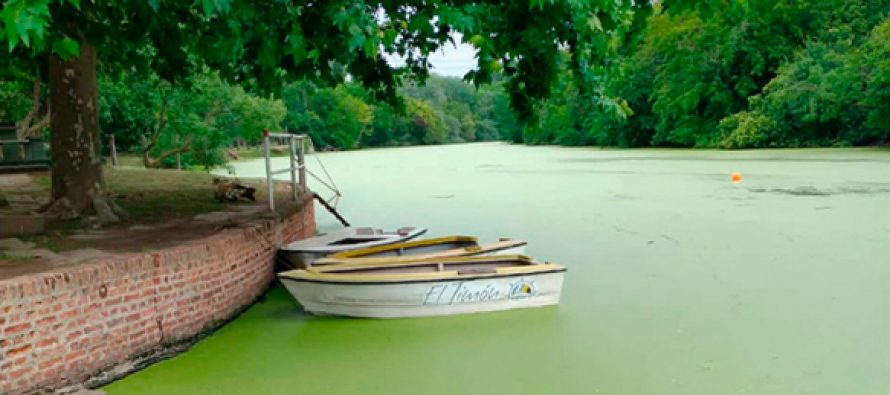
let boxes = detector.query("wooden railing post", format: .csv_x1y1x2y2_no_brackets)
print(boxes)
264,129,274,212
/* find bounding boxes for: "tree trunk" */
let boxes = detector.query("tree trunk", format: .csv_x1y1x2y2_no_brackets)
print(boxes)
45,42,120,223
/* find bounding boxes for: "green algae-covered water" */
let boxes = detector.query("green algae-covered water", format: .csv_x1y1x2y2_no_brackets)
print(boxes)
106,144,890,394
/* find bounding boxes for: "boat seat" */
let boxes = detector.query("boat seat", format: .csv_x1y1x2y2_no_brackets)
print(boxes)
457,267,497,275
355,227,376,235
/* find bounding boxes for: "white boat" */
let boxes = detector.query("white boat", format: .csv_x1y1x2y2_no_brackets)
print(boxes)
311,236,527,266
277,255,565,318
278,226,426,268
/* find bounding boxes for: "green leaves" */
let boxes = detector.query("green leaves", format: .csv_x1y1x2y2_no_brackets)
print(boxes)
0,0,52,51
2,0,644,139
51,36,79,59
587,15,603,32
200,0,231,17
467,34,485,48
524,0,890,148
362,39,378,59
100,70,286,169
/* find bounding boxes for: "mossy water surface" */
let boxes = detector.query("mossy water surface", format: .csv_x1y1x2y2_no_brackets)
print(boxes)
106,144,890,395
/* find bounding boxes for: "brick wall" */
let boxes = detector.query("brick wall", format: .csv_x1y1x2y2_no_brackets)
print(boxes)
0,199,315,394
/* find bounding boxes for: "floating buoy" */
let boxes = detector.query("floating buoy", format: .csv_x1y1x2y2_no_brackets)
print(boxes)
731,172,742,183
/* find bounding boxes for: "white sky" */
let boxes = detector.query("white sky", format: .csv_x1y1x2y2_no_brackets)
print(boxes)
385,37,478,78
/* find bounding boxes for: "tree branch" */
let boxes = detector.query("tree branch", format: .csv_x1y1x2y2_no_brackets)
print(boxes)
16,79,43,140
144,135,194,168
142,91,170,167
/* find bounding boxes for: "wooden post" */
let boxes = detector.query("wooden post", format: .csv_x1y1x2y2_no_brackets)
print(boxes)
263,130,274,212
297,136,306,191
176,152,182,170
109,134,118,166
289,136,297,201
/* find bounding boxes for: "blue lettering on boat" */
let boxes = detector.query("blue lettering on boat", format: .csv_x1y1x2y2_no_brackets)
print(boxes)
422,282,503,305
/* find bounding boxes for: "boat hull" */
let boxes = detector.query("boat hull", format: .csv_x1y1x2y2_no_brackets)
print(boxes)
278,250,327,270
279,270,564,318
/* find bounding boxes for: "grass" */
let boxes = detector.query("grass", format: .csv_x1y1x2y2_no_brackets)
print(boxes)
0,252,34,263
235,146,291,160
113,153,145,167
3,159,302,257
26,167,225,224
25,164,291,226
16,234,68,252
104,166,226,223
112,147,291,165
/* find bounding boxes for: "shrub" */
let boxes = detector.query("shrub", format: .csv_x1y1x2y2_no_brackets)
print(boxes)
717,111,781,149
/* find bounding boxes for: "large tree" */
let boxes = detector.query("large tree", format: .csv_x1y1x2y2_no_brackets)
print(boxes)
1,0,642,222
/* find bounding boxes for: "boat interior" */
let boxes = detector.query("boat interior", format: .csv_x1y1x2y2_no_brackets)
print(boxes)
333,236,480,258
284,226,426,251
312,256,538,275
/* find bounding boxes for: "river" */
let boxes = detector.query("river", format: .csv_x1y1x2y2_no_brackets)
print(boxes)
105,143,890,394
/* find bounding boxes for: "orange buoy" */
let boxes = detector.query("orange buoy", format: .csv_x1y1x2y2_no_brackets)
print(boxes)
731,172,742,183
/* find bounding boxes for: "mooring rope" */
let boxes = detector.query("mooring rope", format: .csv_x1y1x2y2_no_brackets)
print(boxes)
303,139,342,208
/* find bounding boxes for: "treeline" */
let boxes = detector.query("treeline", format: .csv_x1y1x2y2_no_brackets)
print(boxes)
522,0,890,148
3,62,518,170
282,76,518,150
101,72,516,169
4,0,887,169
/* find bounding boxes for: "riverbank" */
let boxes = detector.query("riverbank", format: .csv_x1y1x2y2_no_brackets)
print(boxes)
0,164,317,394
0,164,302,274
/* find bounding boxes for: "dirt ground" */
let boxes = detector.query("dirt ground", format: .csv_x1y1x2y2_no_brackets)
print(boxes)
0,168,306,280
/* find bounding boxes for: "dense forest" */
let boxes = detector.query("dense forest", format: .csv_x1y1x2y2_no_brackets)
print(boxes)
1,1,888,172
523,0,890,148
280,76,518,150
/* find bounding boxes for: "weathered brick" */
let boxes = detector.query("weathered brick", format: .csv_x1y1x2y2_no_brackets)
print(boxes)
36,315,57,327
38,356,64,370
83,324,103,335
7,343,33,359
13,378,32,391
66,330,83,342
64,349,87,363
35,337,58,349
59,308,79,320
4,322,32,335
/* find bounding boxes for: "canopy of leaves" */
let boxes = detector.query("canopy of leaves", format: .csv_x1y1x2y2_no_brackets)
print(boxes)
1,0,645,118
521,0,890,148
100,70,285,169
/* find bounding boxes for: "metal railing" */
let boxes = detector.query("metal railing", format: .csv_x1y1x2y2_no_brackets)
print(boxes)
263,130,307,212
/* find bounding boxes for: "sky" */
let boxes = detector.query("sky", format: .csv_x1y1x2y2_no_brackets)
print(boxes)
384,36,478,78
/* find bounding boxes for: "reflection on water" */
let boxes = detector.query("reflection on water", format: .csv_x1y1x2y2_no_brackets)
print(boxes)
106,143,890,395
